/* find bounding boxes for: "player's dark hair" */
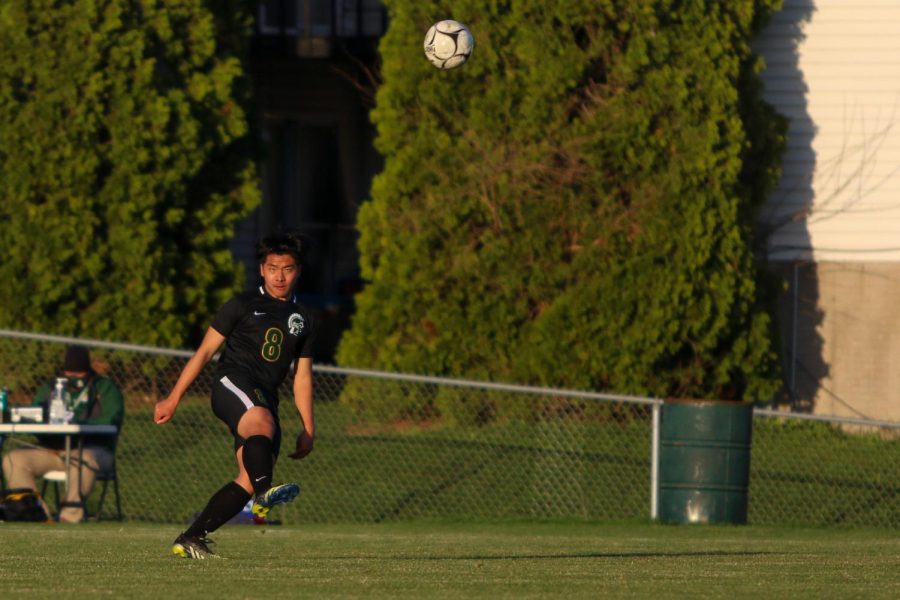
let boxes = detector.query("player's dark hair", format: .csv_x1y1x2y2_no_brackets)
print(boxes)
256,231,307,265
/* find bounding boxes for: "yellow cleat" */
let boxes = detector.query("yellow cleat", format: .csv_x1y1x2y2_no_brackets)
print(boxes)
171,534,217,559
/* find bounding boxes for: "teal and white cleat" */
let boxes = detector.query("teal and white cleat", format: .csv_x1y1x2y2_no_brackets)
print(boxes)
251,482,301,519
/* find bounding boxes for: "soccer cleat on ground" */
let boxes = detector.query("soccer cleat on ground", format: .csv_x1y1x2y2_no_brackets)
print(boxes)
251,482,301,519
171,534,218,559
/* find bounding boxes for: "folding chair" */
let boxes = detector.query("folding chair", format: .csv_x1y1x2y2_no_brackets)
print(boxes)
93,456,122,522
41,453,122,521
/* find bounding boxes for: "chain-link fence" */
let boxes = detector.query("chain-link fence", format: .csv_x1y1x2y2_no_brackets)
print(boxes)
750,409,900,528
0,329,897,527
0,330,657,525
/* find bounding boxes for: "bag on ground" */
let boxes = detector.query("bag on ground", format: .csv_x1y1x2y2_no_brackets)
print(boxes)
1,488,50,522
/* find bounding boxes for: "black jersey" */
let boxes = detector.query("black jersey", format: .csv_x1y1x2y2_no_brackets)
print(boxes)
210,286,315,394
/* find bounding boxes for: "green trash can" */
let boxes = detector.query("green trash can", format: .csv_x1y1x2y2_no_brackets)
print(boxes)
658,400,753,524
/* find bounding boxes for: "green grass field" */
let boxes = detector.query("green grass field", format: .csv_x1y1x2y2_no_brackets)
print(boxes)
1,521,898,598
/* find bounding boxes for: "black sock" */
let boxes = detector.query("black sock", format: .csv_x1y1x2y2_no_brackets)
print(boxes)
183,481,251,538
242,435,274,497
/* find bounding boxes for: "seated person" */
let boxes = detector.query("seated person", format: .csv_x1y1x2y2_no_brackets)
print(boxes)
2,345,124,522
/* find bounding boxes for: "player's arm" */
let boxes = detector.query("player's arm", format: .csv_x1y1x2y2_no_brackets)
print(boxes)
288,357,314,459
154,327,226,425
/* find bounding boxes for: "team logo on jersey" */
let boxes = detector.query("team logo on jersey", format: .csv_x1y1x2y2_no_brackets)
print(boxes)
288,313,305,336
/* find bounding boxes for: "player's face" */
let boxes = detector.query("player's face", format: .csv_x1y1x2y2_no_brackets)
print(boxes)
260,253,300,300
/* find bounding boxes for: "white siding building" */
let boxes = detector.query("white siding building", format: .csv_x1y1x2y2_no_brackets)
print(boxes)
754,0,900,420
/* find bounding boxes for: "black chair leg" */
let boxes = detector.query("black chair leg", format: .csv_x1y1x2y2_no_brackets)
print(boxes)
40,480,61,518
93,476,122,522
113,477,122,521
95,480,109,522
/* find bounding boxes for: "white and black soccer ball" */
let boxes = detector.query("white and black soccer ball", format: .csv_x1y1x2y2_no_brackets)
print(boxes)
423,20,474,70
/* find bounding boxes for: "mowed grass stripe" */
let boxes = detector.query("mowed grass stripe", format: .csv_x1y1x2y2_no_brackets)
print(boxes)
0,522,898,599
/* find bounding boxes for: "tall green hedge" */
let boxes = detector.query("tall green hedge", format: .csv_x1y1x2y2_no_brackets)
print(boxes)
0,0,259,347
338,0,786,402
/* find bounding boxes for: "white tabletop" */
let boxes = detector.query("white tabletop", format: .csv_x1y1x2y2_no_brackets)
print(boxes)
0,423,117,435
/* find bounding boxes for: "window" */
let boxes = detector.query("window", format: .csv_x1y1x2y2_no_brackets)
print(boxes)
258,0,299,35
258,0,384,38
335,0,384,37
258,0,331,37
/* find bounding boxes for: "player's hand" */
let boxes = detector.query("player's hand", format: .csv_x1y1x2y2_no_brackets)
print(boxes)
289,430,314,460
154,397,178,425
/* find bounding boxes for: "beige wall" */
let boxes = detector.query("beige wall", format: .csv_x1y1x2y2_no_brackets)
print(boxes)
755,0,900,261
773,261,900,422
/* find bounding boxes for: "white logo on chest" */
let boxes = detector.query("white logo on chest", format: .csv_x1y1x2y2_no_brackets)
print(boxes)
288,313,305,336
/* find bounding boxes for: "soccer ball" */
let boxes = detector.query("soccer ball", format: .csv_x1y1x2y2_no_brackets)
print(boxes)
423,20,474,70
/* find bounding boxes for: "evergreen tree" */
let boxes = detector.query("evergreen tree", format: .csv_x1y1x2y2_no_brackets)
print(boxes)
0,0,259,347
338,0,785,402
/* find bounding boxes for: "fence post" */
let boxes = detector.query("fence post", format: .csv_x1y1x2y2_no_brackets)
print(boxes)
651,400,660,520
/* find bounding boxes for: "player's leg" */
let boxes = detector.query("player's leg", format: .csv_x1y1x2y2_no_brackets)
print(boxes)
174,446,251,558
172,378,257,558
233,444,253,493
236,405,277,496
247,423,298,518
226,380,300,515
172,476,251,559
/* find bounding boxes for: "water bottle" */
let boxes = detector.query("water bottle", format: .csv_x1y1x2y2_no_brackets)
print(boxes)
49,377,67,425
0,387,8,423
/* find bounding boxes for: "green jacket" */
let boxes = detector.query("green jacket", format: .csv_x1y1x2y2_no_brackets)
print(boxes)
32,374,125,450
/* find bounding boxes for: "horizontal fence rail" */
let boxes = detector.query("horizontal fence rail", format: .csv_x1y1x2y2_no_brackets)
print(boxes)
0,329,897,528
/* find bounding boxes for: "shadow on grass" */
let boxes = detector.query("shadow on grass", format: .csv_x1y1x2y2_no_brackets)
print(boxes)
319,550,782,560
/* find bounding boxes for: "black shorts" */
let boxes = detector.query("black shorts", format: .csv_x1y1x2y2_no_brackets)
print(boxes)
210,373,282,457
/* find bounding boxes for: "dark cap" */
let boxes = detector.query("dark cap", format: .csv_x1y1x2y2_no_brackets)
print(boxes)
63,345,92,373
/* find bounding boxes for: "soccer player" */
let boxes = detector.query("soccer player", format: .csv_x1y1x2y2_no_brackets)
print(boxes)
154,232,315,559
